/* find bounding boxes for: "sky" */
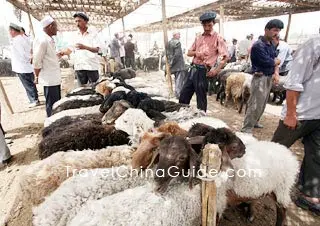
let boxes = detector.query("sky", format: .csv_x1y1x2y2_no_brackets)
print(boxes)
0,0,319,54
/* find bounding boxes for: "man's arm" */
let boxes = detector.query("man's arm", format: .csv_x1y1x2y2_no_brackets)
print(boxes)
251,44,275,68
33,40,47,84
284,90,300,129
187,40,197,57
208,36,228,77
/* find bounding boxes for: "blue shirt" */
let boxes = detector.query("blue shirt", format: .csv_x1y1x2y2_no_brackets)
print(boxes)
251,37,276,76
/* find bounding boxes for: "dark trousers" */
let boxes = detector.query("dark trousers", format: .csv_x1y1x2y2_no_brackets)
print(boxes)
44,85,61,117
125,56,135,70
75,70,99,86
120,57,125,68
17,73,38,103
272,120,320,198
179,67,208,112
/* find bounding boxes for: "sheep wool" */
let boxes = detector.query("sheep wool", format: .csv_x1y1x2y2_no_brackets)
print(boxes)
111,86,131,94
163,107,205,123
136,87,165,97
52,94,97,110
179,116,229,131
115,108,155,145
6,146,133,226
235,132,257,145
69,183,201,226
44,105,100,127
33,166,151,226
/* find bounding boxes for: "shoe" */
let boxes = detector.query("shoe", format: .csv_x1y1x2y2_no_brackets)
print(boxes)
2,156,13,165
295,195,320,216
240,128,252,134
254,124,264,129
28,101,40,108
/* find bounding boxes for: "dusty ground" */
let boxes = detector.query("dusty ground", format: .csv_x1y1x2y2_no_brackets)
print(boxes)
0,74,319,226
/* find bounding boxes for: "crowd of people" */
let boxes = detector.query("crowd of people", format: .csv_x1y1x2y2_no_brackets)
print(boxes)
1,9,319,216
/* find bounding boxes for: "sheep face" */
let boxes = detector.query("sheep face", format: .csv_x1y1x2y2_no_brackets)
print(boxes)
102,100,131,125
131,132,167,169
154,136,199,194
95,81,113,97
157,122,188,136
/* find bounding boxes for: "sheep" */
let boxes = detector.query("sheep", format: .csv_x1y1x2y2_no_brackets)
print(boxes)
269,75,287,105
126,90,150,107
5,146,133,226
156,121,188,136
111,86,131,94
137,98,166,121
215,69,240,102
160,100,188,112
178,116,228,131
111,68,136,80
163,106,205,123
94,80,115,97
44,105,100,127
203,141,299,226
99,91,127,113
52,94,99,110
225,72,252,113
51,95,104,115
68,182,201,226
41,113,103,138
32,166,152,226
101,100,132,125
39,122,129,159
115,108,155,146
66,87,96,97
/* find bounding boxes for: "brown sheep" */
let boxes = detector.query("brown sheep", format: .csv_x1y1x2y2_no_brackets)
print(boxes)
156,121,188,136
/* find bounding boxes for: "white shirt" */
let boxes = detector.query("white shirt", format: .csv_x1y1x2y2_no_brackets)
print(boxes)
70,27,102,71
10,35,33,73
238,39,251,56
281,36,320,120
276,40,293,73
33,32,61,86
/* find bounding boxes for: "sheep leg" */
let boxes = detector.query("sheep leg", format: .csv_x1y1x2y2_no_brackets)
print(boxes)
271,192,287,226
237,202,255,223
272,92,277,102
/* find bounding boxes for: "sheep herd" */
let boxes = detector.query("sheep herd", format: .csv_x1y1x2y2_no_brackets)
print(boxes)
5,67,298,226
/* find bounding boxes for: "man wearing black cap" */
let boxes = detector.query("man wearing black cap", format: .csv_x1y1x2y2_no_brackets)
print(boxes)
179,11,228,112
241,19,283,133
9,23,39,108
60,12,101,87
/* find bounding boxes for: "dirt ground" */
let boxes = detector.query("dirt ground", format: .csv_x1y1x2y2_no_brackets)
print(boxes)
0,75,319,226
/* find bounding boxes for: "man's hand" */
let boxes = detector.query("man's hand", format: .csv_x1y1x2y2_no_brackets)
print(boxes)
75,43,88,50
274,58,281,66
57,51,64,59
284,114,297,130
34,77,39,85
272,73,279,85
207,68,218,77
195,51,205,60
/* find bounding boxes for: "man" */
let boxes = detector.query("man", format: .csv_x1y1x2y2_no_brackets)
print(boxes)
228,38,237,63
119,34,126,67
238,35,252,60
272,36,320,215
9,23,39,107
124,35,136,69
61,12,101,87
0,103,12,167
110,33,121,64
273,35,293,76
179,11,228,112
241,19,283,133
33,16,61,117
167,31,186,98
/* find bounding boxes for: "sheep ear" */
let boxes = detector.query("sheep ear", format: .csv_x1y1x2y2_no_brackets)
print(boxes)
146,149,159,169
187,136,205,145
188,148,199,189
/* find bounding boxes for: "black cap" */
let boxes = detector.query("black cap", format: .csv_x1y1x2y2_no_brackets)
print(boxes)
199,11,216,22
73,12,89,22
9,23,21,32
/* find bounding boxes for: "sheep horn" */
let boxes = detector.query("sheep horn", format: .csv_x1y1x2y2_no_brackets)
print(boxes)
146,149,159,169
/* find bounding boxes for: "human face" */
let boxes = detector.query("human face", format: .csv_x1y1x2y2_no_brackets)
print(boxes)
202,21,214,35
9,28,19,38
50,21,58,36
75,17,87,30
265,27,281,41
174,33,180,39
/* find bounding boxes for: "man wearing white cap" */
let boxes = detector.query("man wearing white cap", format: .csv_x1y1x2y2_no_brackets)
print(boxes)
60,12,102,87
9,22,39,108
33,16,61,117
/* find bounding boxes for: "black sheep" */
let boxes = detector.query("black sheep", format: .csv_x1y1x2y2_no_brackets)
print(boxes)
126,90,150,107
41,113,103,138
66,88,97,97
99,91,127,113
52,95,104,115
38,121,130,159
160,100,188,112
138,99,166,121
216,69,239,104
115,82,135,91
111,68,136,80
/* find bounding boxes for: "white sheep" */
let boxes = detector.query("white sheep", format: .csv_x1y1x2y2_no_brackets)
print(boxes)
163,106,205,123
115,108,155,146
5,146,133,226
69,182,201,226
44,105,100,127
111,86,131,94
179,116,229,131
136,87,167,97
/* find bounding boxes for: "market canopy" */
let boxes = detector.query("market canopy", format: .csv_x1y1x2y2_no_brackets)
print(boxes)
133,0,320,32
7,0,149,31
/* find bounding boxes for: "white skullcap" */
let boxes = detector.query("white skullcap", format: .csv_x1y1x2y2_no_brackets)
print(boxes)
41,15,54,28
173,31,180,36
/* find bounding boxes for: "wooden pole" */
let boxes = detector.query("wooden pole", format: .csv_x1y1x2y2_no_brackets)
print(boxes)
201,144,221,226
24,0,35,37
0,80,14,114
121,17,126,34
219,5,225,37
284,13,292,42
161,0,173,97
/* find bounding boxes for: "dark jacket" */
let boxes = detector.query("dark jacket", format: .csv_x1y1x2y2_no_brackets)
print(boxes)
167,38,185,73
124,40,135,58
